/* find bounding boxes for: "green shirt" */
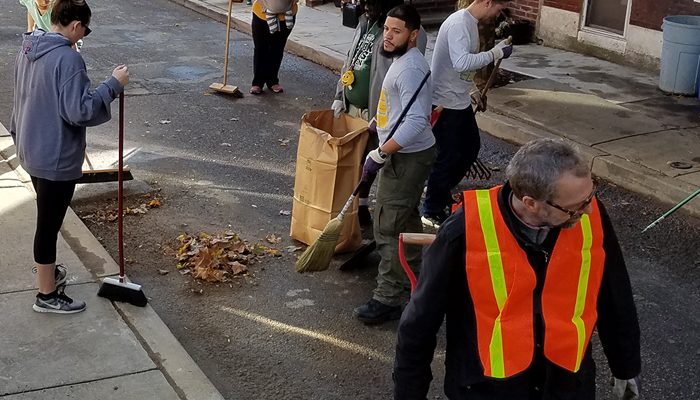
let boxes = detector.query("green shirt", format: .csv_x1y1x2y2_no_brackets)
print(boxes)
344,22,380,110
19,0,52,31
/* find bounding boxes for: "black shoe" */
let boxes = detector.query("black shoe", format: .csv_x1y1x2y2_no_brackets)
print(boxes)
358,205,373,227
354,299,402,325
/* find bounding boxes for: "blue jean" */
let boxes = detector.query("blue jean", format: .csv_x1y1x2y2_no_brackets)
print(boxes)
422,106,481,217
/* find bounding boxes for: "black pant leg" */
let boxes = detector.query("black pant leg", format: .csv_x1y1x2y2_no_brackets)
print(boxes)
251,15,271,87
31,176,76,264
265,22,291,87
422,107,481,216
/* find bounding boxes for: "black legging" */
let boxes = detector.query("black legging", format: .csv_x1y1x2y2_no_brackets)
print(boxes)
251,14,292,88
31,176,76,264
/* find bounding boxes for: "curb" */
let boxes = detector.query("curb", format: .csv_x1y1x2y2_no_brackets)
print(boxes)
0,128,224,400
477,112,700,218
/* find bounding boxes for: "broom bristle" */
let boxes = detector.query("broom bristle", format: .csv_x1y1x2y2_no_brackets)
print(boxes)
295,217,344,273
97,277,148,307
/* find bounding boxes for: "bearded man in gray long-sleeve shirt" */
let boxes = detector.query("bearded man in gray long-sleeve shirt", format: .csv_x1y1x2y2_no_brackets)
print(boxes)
353,4,436,325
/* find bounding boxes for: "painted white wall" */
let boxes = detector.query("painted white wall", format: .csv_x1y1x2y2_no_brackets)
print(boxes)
578,30,627,54
538,6,579,47
626,24,662,59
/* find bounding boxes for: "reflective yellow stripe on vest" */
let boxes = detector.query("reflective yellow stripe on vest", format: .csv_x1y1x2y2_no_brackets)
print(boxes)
571,214,593,371
475,190,508,378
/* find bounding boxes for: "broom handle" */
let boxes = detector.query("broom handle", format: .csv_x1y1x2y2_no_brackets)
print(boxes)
642,188,700,233
222,0,233,85
118,92,125,282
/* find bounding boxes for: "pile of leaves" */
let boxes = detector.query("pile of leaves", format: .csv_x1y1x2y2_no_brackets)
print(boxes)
176,231,281,283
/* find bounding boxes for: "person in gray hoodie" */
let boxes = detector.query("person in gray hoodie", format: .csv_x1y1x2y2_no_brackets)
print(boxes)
332,0,428,226
10,0,129,314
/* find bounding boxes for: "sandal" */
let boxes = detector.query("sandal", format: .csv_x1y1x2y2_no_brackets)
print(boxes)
270,84,284,93
249,85,263,94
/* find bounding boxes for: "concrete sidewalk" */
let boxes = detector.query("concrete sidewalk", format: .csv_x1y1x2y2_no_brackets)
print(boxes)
0,127,222,399
173,0,700,216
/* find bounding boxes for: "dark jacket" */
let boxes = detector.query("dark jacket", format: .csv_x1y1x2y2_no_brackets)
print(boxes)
11,30,122,181
393,183,641,400
334,15,428,119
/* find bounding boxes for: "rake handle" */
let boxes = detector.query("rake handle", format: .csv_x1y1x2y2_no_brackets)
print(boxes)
481,36,512,98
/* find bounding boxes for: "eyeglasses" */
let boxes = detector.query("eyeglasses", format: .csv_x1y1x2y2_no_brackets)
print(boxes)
81,21,91,37
545,179,598,218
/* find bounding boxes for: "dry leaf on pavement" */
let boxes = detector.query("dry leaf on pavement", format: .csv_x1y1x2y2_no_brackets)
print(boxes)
175,231,281,284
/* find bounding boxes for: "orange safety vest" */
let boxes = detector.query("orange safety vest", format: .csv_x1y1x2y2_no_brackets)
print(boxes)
463,187,605,378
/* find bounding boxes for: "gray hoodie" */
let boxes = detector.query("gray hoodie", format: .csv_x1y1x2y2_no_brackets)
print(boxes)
10,30,123,181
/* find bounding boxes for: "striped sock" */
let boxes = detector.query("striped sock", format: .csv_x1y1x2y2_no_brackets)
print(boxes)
265,11,279,33
285,10,295,30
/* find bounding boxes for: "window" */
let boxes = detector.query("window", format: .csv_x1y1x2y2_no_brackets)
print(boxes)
584,0,629,35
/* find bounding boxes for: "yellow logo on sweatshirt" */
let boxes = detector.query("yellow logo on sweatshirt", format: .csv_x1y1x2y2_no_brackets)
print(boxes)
376,88,388,129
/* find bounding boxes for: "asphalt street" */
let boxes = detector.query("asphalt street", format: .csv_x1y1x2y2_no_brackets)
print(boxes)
0,0,698,399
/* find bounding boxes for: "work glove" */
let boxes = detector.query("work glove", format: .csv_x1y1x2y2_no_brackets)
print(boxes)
361,148,387,183
490,39,513,61
332,99,344,118
469,85,487,112
612,376,641,400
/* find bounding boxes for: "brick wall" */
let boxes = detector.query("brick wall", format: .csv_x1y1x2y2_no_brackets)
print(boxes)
630,0,700,31
542,0,582,13
509,0,540,22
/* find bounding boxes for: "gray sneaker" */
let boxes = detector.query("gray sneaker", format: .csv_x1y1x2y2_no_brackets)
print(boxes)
33,292,86,314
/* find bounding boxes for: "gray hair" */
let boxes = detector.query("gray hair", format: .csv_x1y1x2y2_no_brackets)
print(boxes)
506,139,590,201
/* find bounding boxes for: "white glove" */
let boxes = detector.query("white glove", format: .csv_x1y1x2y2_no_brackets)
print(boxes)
367,148,387,164
612,377,640,400
490,39,512,61
332,99,344,118
469,84,487,112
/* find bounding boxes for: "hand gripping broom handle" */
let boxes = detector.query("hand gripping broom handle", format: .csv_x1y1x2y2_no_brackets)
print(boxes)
118,92,125,282
481,36,512,98
337,70,432,221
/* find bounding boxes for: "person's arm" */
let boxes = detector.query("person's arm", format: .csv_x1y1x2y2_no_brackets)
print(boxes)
335,20,365,102
446,24,493,73
394,213,464,399
386,68,431,150
58,58,125,127
595,202,641,380
26,12,35,32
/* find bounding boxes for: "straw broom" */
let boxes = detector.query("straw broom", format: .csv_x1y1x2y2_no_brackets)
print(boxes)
295,182,365,272
295,71,432,273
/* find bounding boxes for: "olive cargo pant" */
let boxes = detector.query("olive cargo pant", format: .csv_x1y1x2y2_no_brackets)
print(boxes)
372,147,436,306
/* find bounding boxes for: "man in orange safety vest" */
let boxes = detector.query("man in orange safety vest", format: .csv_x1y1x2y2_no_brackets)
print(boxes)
394,139,641,400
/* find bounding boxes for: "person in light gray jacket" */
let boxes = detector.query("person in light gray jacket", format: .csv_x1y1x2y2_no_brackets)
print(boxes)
332,0,427,226
10,0,128,314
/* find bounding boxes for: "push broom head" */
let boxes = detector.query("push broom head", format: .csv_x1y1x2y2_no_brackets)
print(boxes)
209,82,243,97
77,167,134,184
295,217,344,273
97,276,148,307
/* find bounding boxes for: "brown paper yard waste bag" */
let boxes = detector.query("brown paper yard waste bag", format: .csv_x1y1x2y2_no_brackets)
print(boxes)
291,110,369,254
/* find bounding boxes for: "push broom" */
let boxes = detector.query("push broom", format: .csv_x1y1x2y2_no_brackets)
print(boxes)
97,92,148,307
295,71,431,273
209,0,242,96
